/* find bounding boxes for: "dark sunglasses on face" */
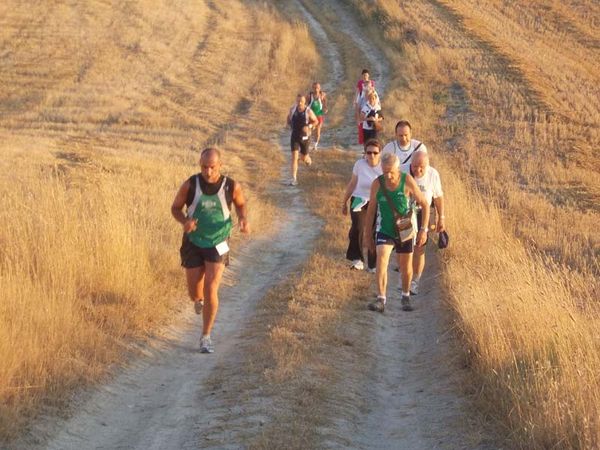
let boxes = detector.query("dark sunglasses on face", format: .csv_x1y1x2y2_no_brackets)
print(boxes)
365,151,379,155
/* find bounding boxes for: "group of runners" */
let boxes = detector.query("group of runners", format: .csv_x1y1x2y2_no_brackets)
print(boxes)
171,69,446,353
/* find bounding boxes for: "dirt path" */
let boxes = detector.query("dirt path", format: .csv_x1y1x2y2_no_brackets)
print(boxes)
19,190,320,449
17,2,496,449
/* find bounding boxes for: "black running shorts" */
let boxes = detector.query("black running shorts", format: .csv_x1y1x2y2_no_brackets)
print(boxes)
375,232,413,254
291,133,310,155
180,235,229,268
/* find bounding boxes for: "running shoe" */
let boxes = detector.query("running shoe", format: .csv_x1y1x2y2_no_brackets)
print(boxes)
289,179,298,186
410,279,419,295
401,295,414,312
368,296,385,313
350,260,364,270
194,299,204,315
200,336,214,354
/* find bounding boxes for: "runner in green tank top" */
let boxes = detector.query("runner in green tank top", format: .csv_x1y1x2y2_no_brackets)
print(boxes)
363,153,430,313
171,147,250,353
307,82,327,150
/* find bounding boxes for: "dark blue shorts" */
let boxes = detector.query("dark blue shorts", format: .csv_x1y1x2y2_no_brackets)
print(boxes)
376,232,413,254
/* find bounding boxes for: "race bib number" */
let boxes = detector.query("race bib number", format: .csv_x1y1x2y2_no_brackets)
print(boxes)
215,241,229,256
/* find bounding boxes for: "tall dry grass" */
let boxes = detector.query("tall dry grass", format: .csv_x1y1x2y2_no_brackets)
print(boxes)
350,0,599,447
0,0,318,441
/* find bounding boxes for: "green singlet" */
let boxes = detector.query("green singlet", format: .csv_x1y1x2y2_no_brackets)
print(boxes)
376,173,410,238
310,95,324,116
187,176,232,248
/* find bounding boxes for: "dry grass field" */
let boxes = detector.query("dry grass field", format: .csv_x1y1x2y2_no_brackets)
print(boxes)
0,0,317,440
1,0,599,448
349,0,600,447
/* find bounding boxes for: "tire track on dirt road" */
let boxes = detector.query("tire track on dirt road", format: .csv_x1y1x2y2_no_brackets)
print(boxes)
292,2,498,449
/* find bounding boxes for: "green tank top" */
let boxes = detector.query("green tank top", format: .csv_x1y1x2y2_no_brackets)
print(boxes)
376,173,410,238
309,94,324,116
187,176,232,248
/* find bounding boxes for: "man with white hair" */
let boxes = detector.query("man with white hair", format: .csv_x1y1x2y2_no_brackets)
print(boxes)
363,153,430,313
382,120,428,165
401,150,445,295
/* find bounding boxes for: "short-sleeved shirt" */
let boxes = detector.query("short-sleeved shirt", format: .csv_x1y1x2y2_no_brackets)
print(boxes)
361,103,381,130
400,163,443,206
382,139,428,165
351,158,383,210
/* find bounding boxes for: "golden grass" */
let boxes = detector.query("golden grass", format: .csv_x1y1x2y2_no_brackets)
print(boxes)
350,0,600,447
0,0,317,441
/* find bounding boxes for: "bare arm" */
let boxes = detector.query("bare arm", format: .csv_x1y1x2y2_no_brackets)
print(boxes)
322,92,328,113
342,174,359,215
232,181,250,234
405,174,430,246
171,180,197,233
433,196,445,232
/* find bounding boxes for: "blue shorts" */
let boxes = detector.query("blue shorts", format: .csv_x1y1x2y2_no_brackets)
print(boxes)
376,232,413,254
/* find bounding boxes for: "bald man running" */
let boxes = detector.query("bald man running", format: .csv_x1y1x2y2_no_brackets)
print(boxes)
171,147,250,353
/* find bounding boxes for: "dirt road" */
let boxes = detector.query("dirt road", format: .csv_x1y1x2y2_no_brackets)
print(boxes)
17,2,496,449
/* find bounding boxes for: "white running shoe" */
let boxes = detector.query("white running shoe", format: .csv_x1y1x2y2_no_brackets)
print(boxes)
410,279,419,295
194,299,204,315
200,335,214,354
289,178,298,186
350,260,364,270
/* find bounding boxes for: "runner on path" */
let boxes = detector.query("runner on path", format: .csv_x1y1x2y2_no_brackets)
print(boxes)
287,94,319,186
307,82,328,150
342,139,383,272
363,153,430,313
171,147,250,353
382,120,428,165
401,151,445,295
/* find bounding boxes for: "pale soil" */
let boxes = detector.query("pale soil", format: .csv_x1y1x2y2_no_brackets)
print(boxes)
13,1,499,449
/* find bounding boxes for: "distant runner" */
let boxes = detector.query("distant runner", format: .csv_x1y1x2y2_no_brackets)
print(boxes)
363,153,430,313
307,82,328,150
287,94,319,186
360,90,383,142
382,120,428,165
354,69,376,145
401,151,445,295
171,147,250,353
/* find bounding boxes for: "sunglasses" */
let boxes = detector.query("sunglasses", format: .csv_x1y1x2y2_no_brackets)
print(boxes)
365,151,380,155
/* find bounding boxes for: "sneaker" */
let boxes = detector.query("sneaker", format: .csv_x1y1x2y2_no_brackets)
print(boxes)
366,267,376,274
350,260,364,270
289,178,298,186
200,336,214,354
410,279,419,295
401,295,414,312
194,299,204,315
368,296,385,313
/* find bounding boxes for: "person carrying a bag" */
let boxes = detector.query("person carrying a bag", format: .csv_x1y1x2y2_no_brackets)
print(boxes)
363,153,430,313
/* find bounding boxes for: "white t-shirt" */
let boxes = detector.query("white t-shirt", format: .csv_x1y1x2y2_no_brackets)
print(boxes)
400,163,443,206
361,102,381,130
382,139,428,165
351,158,383,209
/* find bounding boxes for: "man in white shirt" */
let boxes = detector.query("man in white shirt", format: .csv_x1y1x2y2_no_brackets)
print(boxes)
400,150,445,295
382,120,428,166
